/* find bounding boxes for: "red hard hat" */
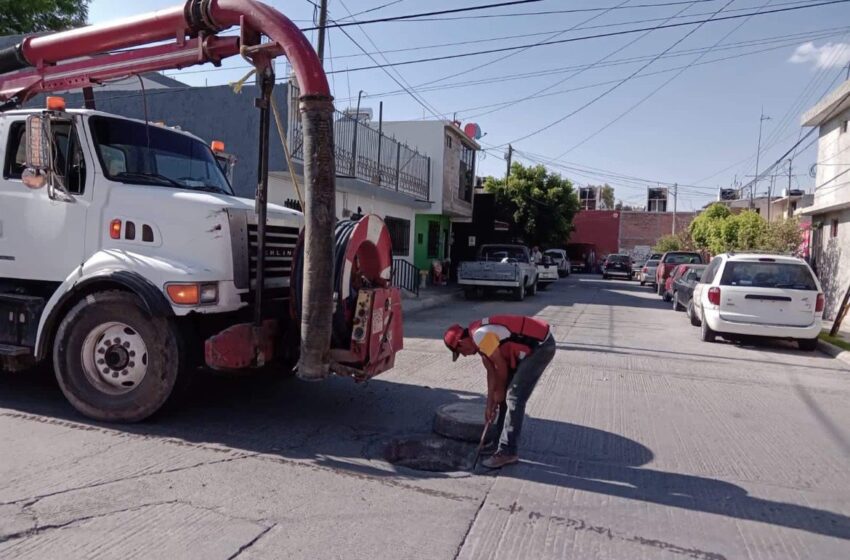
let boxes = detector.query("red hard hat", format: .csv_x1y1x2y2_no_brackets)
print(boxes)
443,324,466,361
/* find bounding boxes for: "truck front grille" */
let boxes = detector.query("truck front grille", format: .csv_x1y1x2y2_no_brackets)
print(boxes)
246,222,300,300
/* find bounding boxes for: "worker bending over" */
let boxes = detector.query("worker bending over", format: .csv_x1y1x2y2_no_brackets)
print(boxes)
443,315,555,468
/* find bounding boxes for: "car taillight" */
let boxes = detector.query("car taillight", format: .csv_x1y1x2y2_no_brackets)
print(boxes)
816,293,825,313
708,287,721,306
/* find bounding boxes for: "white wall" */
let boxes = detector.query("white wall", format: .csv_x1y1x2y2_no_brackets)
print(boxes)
815,208,850,319
381,121,446,207
268,174,417,263
813,107,850,209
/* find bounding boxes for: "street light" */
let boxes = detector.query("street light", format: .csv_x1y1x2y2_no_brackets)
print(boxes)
752,109,771,209
351,89,366,176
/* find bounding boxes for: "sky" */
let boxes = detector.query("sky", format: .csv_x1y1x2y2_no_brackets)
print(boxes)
88,0,850,209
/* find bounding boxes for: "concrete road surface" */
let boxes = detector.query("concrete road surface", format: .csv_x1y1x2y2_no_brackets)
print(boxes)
2,276,849,559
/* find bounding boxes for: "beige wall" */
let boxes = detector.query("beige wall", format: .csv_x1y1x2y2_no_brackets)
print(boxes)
441,127,473,218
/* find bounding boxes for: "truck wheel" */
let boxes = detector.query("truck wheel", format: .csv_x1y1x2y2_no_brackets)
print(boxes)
529,279,538,296
53,291,182,422
464,288,476,300
514,282,525,301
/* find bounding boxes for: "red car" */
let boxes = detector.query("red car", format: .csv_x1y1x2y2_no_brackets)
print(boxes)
656,252,703,296
663,264,691,302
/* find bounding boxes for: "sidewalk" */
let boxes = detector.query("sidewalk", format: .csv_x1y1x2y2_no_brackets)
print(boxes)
819,318,850,367
400,284,461,315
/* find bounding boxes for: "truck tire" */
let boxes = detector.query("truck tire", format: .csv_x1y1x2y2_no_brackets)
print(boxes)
514,282,525,301
464,287,476,300
529,278,538,296
53,291,182,422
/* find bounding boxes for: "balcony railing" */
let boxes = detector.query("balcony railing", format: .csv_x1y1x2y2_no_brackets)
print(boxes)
288,83,430,200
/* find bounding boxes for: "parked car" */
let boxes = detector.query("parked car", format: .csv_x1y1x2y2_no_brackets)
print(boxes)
662,264,694,302
691,253,824,350
602,254,633,280
631,260,645,279
536,255,560,289
649,253,663,261
458,244,539,301
655,251,703,295
639,259,660,286
671,264,707,312
544,249,570,277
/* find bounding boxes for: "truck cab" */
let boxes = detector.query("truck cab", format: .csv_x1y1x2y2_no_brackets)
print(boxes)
0,104,303,421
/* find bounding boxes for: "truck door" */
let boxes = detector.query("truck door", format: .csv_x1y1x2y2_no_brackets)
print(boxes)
0,116,90,283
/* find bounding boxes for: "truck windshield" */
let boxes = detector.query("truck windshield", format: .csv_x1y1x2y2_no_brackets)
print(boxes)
89,116,233,195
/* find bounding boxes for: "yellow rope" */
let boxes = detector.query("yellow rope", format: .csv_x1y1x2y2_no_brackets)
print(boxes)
229,68,305,211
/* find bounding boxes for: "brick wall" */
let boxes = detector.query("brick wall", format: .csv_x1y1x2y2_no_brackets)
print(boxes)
568,211,621,257
619,212,697,256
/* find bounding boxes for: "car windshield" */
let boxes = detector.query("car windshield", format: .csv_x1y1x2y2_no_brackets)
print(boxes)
480,247,528,263
608,255,629,263
719,261,818,290
665,253,702,264
89,116,233,195
645,260,659,267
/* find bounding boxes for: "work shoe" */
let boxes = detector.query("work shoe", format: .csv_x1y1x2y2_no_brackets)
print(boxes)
481,452,519,469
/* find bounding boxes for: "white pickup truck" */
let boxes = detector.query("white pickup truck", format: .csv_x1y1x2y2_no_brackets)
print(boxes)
458,244,539,301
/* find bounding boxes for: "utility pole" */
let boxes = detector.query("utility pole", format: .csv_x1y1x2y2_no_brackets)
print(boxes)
671,183,678,235
505,144,513,180
767,173,775,222
316,0,329,66
787,158,793,219
752,108,771,209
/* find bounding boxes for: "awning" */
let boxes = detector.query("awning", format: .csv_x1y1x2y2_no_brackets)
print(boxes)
798,199,850,216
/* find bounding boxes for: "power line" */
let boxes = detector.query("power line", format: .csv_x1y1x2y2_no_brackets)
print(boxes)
465,0,699,120
558,0,772,157
301,0,722,31
321,1,850,75
497,0,737,147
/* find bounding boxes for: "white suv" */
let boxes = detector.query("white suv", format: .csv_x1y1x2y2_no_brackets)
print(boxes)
692,253,824,351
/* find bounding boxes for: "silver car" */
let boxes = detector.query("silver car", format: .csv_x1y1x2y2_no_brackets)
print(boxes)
640,259,659,286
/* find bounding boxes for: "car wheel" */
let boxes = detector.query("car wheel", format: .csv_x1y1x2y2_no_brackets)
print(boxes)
688,299,701,326
602,274,608,280
656,282,664,296
514,282,525,301
797,337,819,352
529,278,538,296
700,317,716,343
673,292,681,311
53,291,183,422
662,290,671,302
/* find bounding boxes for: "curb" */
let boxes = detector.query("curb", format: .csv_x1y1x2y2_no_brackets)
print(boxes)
817,338,850,368
402,290,462,315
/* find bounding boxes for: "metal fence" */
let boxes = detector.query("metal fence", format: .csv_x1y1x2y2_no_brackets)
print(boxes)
392,258,420,295
288,83,430,200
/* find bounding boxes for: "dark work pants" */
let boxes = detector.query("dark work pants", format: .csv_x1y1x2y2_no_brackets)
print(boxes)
495,334,556,455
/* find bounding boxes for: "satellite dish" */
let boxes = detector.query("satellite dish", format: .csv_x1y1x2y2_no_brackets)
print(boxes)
463,122,482,140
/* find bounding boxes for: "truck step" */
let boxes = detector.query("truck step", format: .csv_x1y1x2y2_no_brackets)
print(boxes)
0,343,31,357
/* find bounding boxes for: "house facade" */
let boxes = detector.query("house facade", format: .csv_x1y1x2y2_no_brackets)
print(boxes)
800,78,850,318
380,120,480,271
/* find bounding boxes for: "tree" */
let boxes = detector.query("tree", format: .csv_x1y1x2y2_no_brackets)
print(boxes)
763,217,804,254
600,184,615,210
653,234,682,253
484,162,580,248
689,202,731,251
0,0,89,35
687,202,803,255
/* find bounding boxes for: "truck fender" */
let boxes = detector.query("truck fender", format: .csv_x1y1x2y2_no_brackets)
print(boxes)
35,269,172,361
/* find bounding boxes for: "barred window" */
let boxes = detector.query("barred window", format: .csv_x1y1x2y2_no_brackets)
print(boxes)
384,216,410,256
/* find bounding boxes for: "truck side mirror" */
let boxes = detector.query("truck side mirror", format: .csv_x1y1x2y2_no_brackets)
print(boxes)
25,115,51,170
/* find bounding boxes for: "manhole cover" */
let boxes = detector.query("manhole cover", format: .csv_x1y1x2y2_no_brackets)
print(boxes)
384,436,476,472
433,402,497,442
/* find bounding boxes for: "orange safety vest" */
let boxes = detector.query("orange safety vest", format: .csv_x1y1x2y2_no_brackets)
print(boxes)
468,315,550,369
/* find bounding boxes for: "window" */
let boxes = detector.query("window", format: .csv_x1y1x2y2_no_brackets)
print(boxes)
4,119,86,194
719,261,817,290
831,218,839,238
701,257,723,284
445,135,452,149
427,220,441,258
458,142,475,203
384,216,410,257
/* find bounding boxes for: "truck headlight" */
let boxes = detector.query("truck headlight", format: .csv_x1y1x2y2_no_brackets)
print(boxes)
165,282,218,305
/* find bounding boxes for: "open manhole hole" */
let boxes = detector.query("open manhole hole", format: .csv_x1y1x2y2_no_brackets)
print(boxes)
384,436,477,472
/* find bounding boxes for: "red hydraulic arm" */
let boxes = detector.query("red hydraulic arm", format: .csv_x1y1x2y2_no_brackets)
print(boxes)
0,0,336,380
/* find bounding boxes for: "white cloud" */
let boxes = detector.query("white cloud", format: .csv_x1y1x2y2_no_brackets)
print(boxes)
789,42,850,69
